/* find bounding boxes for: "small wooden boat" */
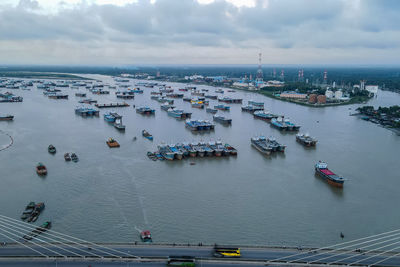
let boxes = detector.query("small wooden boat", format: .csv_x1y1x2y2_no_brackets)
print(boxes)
48,145,56,154
71,153,79,162
147,152,157,161
0,115,14,121
140,230,152,242
64,153,71,161
36,163,47,176
142,130,153,141
106,138,120,148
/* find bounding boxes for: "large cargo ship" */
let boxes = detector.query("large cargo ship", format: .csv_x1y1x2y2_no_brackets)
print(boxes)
315,161,344,188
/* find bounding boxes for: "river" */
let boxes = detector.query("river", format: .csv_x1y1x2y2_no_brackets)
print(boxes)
0,74,399,248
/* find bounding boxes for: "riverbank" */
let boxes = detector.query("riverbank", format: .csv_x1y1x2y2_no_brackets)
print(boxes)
0,71,90,80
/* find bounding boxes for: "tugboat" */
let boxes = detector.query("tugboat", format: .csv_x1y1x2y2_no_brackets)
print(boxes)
64,153,71,161
142,130,153,141
0,115,14,121
296,133,317,147
140,230,152,242
106,138,120,148
48,145,56,154
315,161,345,188
36,163,47,176
71,153,79,162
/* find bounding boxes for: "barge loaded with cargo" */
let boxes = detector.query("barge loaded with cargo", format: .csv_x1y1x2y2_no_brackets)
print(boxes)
315,161,345,188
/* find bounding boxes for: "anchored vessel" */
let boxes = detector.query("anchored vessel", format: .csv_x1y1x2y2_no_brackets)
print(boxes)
218,97,242,104
271,117,301,131
106,138,120,148
136,107,156,115
95,102,129,108
213,114,232,125
167,109,192,119
185,119,215,132
142,130,153,141
241,105,264,113
206,108,218,114
253,110,279,121
0,115,14,121
296,133,317,147
75,107,99,117
315,161,344,188
36,163,47,176
48,145,56,154
214,104,230,111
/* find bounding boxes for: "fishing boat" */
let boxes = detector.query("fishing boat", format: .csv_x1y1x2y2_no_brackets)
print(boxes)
215,88,224,94
213,114,232,125
167,109,191,119
114,117,126,131
140,230,152,242
224,143,237,155
0,115,14,121
104,112,117,122
296,133,317,147
283,118,301,131
248,100,264,107
71,153,79,162
36,163,47,176
253,110,279,121
142,130,153,141
158,143,175,160
267,137,286,152
241,105,264,113
201,142,214,156
161,103,175,111
214,104,230,111
193,142,205,157
106,138,120,148
270,117,288,131
185,120,215,131
191,100,204,109
147,151,158,161
168,144,183,160
206,107,218,114
209,141,222,157
48,145,56,154
251,136,273,155
315,161,345,188
64,153,71,161
136,107,156,115
218,97,242,104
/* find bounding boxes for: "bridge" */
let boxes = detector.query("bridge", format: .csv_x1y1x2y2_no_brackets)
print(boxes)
1,215,400,266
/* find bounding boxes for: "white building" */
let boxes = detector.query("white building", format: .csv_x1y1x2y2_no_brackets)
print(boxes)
334,90,343,99
325,89,334,98
365,85,379,94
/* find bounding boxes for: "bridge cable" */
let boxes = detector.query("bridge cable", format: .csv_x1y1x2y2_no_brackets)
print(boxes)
0,231,48,257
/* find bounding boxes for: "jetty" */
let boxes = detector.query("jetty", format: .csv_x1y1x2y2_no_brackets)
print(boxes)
95,102,130,108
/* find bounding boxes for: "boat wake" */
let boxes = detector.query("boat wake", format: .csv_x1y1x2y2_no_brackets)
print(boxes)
0,130,13,151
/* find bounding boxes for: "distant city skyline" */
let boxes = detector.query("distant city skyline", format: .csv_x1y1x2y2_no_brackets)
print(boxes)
0,0,399,65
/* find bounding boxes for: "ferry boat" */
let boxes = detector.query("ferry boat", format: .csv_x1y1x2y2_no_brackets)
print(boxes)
142,130,153,140
140,230,152,242
296,133,317,147
36,163,47,176
253,110,278,121
213,115,232,125
315,161,344,188
214,104,230,111
0,115,14,121
251,136,273,155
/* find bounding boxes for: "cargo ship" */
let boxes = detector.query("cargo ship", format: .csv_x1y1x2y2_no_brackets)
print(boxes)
296,133,317,147
167,109,192,119
315,161,344,188
248,100,264,107
253,110,279,121
185,120,215,131
206,107,218,114
218,97,242,104
283,118,301,131
161,103,175,111
191,100,204,109
136,107,155,115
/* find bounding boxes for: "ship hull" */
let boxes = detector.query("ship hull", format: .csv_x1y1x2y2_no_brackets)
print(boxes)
315,168,344,188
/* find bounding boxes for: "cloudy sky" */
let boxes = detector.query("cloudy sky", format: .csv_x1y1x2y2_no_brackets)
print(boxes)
0,0,399,65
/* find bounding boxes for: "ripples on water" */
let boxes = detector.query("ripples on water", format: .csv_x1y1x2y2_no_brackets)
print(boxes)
0,74,399,247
